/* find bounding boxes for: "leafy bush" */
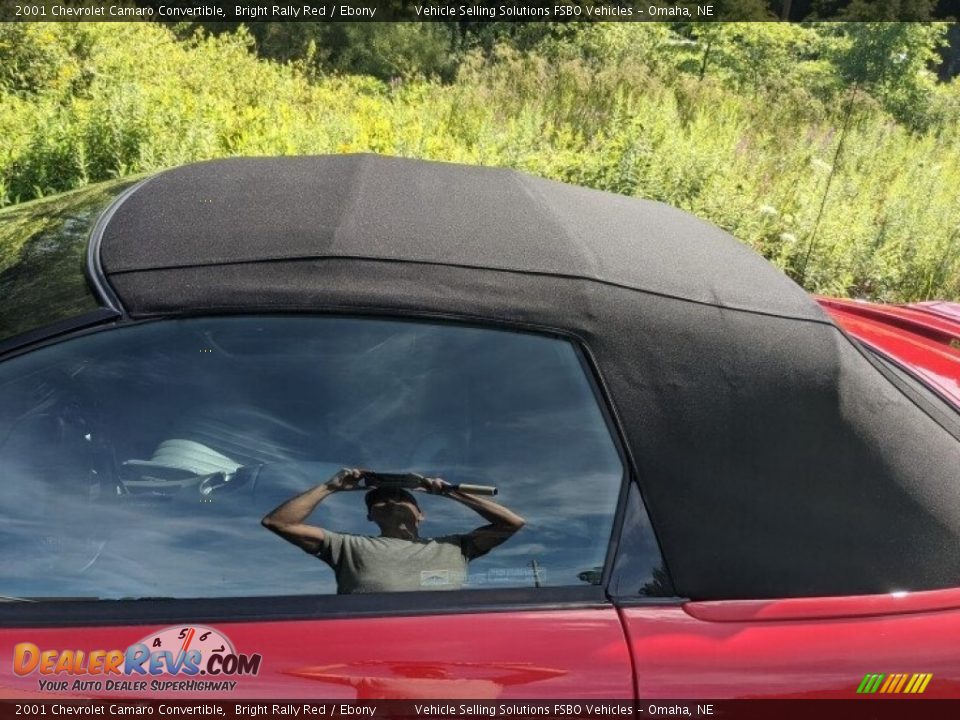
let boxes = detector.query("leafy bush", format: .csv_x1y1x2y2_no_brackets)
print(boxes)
0,24,94,97
1,21,958,301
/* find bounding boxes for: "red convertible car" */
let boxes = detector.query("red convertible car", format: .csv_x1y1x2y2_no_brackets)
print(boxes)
0,156,958,703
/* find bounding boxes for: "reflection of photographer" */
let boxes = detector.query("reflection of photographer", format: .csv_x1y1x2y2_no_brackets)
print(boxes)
261,469,525,594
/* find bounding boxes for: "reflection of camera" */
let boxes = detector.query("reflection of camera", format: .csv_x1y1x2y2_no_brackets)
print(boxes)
362,472,421,488
361,471,498,496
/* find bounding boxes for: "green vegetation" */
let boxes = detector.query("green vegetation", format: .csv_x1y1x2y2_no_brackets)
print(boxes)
1,21,959,301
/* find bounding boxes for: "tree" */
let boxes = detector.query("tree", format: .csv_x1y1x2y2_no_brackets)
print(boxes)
826,22,948,129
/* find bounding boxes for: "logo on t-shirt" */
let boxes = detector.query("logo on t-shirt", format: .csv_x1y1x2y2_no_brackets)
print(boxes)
420,569,452,587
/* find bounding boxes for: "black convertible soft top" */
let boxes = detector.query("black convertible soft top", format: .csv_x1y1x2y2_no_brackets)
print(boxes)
98,155,960,600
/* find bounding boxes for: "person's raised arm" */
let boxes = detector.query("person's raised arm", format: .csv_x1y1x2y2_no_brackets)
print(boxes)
419,477,525,558
261,468,362,554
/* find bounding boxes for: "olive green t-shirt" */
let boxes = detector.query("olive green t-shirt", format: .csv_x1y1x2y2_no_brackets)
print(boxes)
317,531,469,594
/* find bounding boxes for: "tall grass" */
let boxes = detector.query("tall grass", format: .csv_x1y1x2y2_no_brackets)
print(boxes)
2,22,959,301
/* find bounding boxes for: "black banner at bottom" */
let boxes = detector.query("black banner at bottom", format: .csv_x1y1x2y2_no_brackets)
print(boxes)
1,700,959,720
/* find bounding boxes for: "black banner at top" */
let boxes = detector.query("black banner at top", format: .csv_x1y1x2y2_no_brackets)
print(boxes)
1,0,958,23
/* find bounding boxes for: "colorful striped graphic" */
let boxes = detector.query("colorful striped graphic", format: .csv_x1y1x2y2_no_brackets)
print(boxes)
857,673,933,694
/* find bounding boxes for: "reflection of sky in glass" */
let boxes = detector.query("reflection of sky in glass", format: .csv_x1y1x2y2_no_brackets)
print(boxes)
0,318,622,599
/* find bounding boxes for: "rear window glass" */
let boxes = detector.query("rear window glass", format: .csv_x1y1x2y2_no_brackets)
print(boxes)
0,178,139,344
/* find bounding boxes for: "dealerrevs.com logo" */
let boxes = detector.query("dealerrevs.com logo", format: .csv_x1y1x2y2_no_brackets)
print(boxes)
13,625,262,693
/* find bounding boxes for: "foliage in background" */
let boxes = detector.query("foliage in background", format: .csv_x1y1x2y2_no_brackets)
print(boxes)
0,21,958,302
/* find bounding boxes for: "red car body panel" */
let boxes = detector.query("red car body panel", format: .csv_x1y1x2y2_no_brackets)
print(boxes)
817,297,960,407
621,600,960,698
0,610,634,700
912,301,960,325
684,585,960,622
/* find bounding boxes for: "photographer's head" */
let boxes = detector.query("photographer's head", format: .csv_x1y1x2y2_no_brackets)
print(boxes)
365,486,424,538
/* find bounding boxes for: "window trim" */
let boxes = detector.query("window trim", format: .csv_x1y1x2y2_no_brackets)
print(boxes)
0,312,674,625
0,308,119,359
85,175,154,317
0,587,611,629
571,345,675,598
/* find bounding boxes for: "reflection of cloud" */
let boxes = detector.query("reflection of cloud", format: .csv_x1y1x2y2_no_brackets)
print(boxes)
492,543,547,557
431,465,622,518
1,488,339,598
1,457,620,599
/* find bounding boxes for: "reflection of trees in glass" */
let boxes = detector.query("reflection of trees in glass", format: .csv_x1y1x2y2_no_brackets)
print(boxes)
640,566,675,598
579,564,673,595
0,177,137,342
